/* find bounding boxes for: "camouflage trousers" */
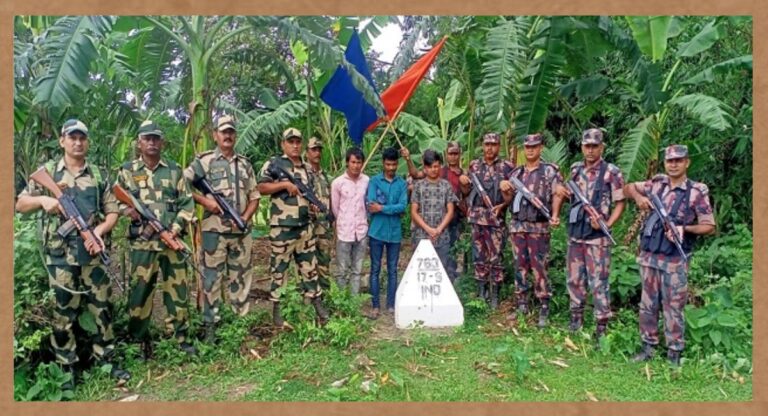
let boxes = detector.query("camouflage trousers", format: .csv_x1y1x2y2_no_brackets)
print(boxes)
47,265,115,365
269,224,321,302
127,249,190,343
639,264,688,351
566,242,612,321
313,220,333,290
511,232,552,305
471,224,506,284
201,231,253,323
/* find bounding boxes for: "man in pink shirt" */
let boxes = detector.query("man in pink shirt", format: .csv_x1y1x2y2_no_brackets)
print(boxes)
331,147,370,295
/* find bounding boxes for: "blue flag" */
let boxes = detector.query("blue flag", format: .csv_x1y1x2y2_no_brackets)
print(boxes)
320,30,380,145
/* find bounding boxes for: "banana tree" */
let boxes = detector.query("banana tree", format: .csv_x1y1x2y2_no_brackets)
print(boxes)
615,16,740,182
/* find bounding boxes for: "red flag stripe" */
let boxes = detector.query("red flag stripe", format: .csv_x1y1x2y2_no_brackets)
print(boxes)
367,36,447,131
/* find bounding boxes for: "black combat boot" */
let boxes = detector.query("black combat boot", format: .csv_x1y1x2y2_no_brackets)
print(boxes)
537,300,550,328
568,312,583,333
179,341,198,356
202,323,217,344
476,280,488,301
96,359,131,382
272,302,284,327
61,364,76,391
489,283,499,310
594,319,608,348
667,349,682,366
141,339,153,361
311,296,330,326
631,343,656,362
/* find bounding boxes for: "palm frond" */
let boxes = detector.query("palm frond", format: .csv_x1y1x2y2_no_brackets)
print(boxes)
668,94,734,131
476,17,526,132
32,16,114,112
541,137,568,168
682,55,752,85
513,17,566,137
234,100,309,151
617,116,658,182
625,16,673,63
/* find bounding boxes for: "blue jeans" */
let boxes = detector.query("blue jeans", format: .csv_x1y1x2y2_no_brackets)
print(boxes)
369,237,401,309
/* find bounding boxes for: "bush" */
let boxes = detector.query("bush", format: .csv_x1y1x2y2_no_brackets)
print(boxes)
273,280,372,350
13,215,54,364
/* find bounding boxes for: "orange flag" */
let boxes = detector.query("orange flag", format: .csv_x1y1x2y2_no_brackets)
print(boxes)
367,36,448,131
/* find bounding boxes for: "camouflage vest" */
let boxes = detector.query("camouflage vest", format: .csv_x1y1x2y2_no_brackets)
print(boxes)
310,167,331,223
510,163,554,223
40,160,108,266
264,156,311,227
120,159,182,238
640,180,697,256
567,161,608,241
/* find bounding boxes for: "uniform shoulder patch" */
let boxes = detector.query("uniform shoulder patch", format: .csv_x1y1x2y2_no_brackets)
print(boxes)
651,173,667,183
196,150,215,159
692,181,709,196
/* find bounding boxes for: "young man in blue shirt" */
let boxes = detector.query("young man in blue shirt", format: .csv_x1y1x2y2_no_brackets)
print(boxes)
366,147,408,319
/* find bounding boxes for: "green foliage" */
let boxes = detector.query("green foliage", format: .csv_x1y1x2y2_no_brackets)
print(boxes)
476,17,526,131
273,280,372,350
625,16,673,62
514,17,567,137
33,16,115,113
13,216,54,364
16,362,74,401
667,93,734,131
608,247,641,306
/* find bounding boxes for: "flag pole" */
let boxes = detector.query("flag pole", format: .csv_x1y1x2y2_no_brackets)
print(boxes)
361,98,409,171
361,118,394,171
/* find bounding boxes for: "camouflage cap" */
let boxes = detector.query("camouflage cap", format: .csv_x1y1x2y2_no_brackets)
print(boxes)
61,119,88,136
581,128,604,145
282,127,303,141
308,136,323,149
523,133,543,146
483,132,501,144
137,120,163,137
215,115,236,131
664,144,689,160
446,141,461,153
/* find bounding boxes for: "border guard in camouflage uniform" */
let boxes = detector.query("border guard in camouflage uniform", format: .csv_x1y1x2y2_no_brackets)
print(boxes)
459,132,515,309
116,120,197,357
184,115,260,342
503,133,565,327
625,145,716,366
306,136,333,290
563,128,626,341
258,128,329,327
16,119,130,389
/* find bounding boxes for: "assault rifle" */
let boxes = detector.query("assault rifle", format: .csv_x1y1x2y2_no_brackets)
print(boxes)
192,177,247,231
469,172,501,226
268,164,331,217
566,180,616,245
509,176,552,221
650,194,689,262
113,184,206,277
29,167,111,266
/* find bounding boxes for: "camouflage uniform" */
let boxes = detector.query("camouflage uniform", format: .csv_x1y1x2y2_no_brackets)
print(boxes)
466,135,515,285
184,148,259,323
19,158,118,366
566,129,625,326
634,147,715,354
117,157,194,344
507,141,563,309
308,139,333,290
258,154,321,301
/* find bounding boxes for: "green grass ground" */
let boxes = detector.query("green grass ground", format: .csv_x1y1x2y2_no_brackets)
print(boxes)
72,307,751,402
